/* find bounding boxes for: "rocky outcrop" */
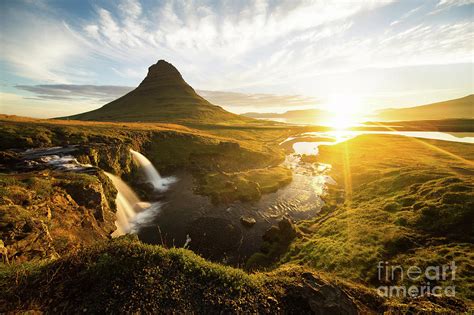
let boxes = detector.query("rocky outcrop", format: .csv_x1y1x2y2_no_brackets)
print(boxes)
246,217,299,270
0,170,117,263
77,143,136,177
187,217,242,261
240,216,256,227
279,271,360,314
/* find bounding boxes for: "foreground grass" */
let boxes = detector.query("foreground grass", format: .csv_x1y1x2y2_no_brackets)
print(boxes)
281,135,474,301
1,236,468,313
0,236,364,313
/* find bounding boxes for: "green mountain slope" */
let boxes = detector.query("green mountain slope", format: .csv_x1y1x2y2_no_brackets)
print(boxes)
375,94,474,121
63,60,254,125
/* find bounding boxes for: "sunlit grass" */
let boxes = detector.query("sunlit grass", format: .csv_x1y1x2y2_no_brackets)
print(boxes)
282,134,474,300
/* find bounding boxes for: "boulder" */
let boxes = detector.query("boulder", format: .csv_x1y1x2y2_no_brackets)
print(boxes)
240,216,256,227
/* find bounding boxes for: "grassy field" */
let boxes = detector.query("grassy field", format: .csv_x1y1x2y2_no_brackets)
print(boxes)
280,134,474,301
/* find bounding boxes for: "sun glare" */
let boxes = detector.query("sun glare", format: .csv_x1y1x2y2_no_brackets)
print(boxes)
325,114,356,130
323,95,365,130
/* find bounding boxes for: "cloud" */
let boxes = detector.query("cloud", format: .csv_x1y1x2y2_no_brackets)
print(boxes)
13,84,319,113
390,5,423,26
1,0,473,116
89,1,390,62
15,84,133,103
0,92,98,118
198,90,319,111
376,21,474,66
430,0,474,14
118,0,142,19
0,9,90,83
1,0,394,87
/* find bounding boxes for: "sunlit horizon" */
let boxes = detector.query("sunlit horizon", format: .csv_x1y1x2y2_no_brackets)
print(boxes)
1,0,473,118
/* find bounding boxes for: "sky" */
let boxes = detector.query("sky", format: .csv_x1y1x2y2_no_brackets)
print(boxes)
0,0,473,118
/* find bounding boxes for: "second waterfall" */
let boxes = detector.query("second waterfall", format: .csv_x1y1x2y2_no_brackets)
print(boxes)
130,149,176,191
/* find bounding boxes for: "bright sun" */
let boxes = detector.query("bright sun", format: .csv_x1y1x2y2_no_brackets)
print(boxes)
323,95,365,130
325,114,358,130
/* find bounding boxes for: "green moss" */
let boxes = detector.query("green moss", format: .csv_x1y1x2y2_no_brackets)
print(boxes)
0,171,117,262
0,237,278,312
1,236,468,313
197,166,292,204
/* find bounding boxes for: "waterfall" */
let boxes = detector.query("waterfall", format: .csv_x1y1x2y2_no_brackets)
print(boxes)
130,149,176,191
105,172,149,237
105,150,175,237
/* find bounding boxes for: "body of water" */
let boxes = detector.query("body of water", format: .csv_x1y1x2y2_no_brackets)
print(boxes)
290,131,474,155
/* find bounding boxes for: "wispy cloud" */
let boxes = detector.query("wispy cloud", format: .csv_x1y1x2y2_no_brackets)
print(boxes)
0,12,87,83
0,92,98,118
3,0,471,88
377,21,474,66
198,90,319,112
1,0,473,117
13,84,319,113
15,84,133,102
390,5,423,26
0,0,393,86
430,0,474,14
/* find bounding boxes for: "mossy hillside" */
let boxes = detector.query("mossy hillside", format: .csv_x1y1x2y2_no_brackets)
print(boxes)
281,135,474,300
2,236,469,313
0,237,266,313
0,236,329,313
143,131,284,174
0,171,117,263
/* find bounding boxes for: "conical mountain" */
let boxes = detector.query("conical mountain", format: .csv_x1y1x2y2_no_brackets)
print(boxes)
65,60,253,124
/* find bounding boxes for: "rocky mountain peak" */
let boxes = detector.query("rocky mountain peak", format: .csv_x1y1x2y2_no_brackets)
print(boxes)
139,60,185,87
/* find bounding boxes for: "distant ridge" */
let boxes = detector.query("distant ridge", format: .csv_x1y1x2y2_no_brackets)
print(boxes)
63,60,254,125
243,108,331,124
374,94,474,121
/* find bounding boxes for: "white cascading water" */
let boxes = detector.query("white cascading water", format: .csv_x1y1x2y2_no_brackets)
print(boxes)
104,150,176,237
130,149,176,191
105,172,150,237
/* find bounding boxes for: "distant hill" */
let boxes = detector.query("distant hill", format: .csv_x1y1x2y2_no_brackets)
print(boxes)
245,95,474,124
374,94,473,121
63,60,254,125
243,108,332,124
